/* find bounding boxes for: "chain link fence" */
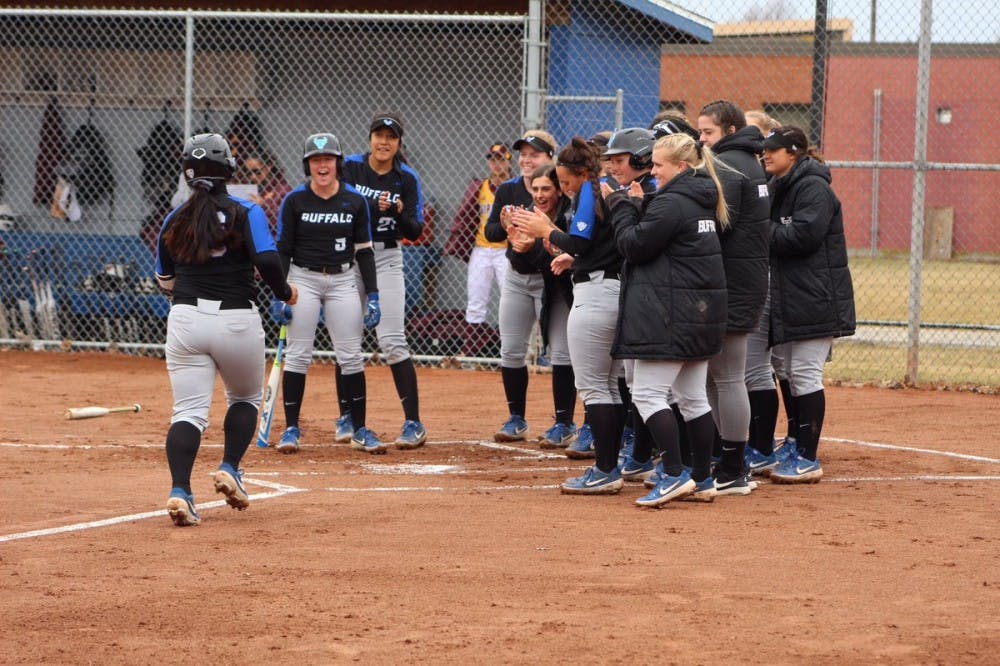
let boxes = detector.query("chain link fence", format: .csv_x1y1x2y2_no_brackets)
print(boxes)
0,2,997,389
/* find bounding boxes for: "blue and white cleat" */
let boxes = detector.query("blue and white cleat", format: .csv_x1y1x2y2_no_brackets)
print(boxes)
539,421,576,449
617,427,636,468
334,414,354,443
565,423,595,459
745,444,779,476
213,463,250,510
620,454,656,482
166,488,201,526
395,419,427,450
684,476,718,502
276,426,300,454
560,465,624,495
494,415,528,442
352,426,388,455
770,452,823,484
636,469,696,507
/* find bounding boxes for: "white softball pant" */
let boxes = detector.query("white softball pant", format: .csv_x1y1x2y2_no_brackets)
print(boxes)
355,243,410,365
466,246,507,324
567,273,622,405
166,301,264,431
631,358,711,423
284,264,365,375
498,269,571,368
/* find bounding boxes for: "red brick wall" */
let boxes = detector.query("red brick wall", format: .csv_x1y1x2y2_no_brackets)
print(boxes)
661,51,1000,255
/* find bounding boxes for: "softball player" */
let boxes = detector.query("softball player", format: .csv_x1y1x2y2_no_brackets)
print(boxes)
512,137,624,494
608,133,730,507
483,131,579,449
762,126,856,483
696,100,770,494
339,111,427,449
156,133,298,527
275,133,383,455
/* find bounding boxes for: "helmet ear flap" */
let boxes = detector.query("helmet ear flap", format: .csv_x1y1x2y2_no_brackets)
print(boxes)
628,150,652,171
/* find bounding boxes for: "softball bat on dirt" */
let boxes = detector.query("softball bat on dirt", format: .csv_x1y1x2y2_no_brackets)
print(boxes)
65,404,142,420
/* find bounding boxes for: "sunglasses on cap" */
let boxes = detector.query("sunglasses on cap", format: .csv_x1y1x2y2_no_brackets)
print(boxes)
512,135,554,157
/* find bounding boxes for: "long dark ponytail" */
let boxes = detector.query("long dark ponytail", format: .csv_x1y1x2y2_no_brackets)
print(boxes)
163,185,243,264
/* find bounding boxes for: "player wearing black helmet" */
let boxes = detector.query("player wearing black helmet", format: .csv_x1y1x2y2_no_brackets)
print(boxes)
273,133,383,455
156,133,298,526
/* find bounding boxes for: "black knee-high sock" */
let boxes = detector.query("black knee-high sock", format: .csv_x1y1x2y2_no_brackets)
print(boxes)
618,377,632,427
501,365,529,418
646,409,681,475
390,358,420,421
587,403,620,473
282,370,306,428
551,364,576,426
632,417,653,463
341,371,367,430
719,439,747,476
166,421,201,493
686,412,717,482
712,425,723,459
223,401,257,468
672,403,691,467
778,379,798,441
335,364,349,417
748,389,779,454
794,389,826,461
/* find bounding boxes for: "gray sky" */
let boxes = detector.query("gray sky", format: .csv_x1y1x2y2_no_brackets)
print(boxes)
672,0,998,43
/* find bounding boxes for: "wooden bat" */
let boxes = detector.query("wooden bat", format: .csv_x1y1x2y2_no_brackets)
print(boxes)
66,404,141,420
256,324,287,448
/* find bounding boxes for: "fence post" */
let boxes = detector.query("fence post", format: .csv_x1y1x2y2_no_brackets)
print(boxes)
870,88,882,256
523,0,545,130
183,11,195,140
905,0,933,385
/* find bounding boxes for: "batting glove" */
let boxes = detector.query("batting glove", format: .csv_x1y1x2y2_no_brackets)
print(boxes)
363,292,381,329
270,299,293,325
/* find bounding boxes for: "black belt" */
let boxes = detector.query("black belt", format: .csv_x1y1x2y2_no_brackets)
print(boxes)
294,261,353,274
572,269,620,284
373,240,398,249
173,297,253,310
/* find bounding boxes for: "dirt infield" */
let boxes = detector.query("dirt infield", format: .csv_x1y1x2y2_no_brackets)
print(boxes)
2,349,998,664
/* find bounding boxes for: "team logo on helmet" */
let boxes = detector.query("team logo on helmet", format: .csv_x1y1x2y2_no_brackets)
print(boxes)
191,148,207,159
314,136,328,150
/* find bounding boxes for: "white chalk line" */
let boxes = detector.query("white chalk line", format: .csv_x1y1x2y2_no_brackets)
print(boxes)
0,477,306,544
4,434,998,543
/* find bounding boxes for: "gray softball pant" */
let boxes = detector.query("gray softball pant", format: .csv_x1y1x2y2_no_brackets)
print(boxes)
285,264,365,375
567,273,622,405
631,359,711,423
745,291,786,391
707,332,751,441
166,300,264,431
782,337,833,396
355,242,410,365
499,269,571,368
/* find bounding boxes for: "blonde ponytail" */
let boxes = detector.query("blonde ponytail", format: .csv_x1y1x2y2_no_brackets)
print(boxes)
653,134,731,230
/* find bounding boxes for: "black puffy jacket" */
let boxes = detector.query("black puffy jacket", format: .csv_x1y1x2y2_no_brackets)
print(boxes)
609,169,727,361
712,127,770,332
769,157,856,344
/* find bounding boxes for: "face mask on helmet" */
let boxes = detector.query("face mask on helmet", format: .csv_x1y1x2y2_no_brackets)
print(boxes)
182,133,236,185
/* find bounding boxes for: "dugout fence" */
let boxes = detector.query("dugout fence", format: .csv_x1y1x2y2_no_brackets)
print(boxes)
0,2,997,389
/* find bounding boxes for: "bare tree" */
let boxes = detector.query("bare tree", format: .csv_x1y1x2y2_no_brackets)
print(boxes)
742,0,797,21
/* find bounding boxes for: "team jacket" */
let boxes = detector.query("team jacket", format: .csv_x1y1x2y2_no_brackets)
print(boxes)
483,176,540,274
275,183,373,272
609,169,727,361
768,157,856,345
712,126,771,333
156,195,292,303
341,154,424,243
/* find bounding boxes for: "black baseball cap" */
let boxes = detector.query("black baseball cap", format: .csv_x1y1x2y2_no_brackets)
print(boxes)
369,116,404,139
512,134,555,157
487,142,512,160
763,126,805,152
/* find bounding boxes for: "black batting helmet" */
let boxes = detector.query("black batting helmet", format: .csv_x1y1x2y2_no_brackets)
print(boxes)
604,127,655,170
302,133,343,176
182,133,235,184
